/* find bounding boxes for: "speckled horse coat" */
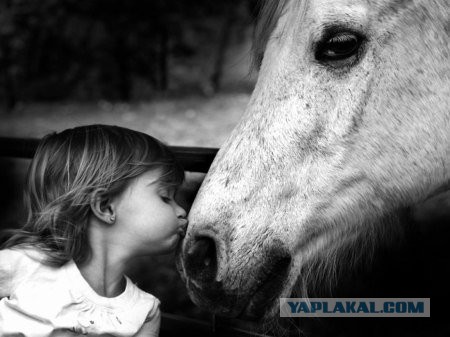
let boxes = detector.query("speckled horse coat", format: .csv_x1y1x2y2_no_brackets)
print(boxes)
178,0,450,326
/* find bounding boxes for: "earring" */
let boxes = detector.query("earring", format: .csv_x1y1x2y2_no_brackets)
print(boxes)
110,215,115,223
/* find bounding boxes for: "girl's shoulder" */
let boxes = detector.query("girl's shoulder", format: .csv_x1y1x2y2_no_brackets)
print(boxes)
125,276,161,308
0,245,50,297
0,245,50,283
123,277,161,322
0,245,47,266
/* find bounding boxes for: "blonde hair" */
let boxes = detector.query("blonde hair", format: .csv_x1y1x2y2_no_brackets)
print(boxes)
1,125,184,266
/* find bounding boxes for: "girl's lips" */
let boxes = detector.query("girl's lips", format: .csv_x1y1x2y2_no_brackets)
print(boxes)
178,228,187,237
179,220,188,237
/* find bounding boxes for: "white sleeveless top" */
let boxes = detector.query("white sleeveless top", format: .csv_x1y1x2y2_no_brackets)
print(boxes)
0,247,160,336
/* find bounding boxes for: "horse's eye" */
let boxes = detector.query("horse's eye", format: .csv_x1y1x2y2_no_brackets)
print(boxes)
316,32,363,63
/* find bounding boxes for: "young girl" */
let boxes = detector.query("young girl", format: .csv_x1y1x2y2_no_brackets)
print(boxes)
0,125,188,336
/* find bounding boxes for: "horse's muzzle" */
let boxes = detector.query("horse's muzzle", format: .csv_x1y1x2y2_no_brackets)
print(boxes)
177,231,292,318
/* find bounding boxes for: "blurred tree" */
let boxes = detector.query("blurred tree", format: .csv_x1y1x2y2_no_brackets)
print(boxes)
0,0,254,108
0,0,19,110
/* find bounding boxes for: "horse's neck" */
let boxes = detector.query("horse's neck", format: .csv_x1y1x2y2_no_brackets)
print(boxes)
411,188,450,228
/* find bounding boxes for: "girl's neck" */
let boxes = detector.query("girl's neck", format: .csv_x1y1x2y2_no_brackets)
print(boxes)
77,253,127,298
77,219,130,298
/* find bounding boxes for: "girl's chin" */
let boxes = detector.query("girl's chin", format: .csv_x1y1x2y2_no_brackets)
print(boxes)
138,234,181,255
157,235,181,254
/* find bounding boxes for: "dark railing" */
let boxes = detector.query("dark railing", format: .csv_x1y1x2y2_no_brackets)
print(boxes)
0,136,273,337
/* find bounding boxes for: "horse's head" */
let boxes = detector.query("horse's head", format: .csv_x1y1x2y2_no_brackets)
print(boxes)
177,0,449,320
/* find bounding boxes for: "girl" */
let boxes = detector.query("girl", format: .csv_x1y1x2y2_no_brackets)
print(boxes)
0,125,188,336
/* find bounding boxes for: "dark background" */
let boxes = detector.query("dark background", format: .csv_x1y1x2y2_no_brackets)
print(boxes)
0,0,258,107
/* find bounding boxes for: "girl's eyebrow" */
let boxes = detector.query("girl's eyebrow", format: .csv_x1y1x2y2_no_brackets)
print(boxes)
145,177,160,187
154,182,171,191
158,185,177,196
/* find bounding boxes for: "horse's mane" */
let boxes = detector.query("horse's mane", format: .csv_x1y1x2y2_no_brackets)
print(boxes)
252,0,289,69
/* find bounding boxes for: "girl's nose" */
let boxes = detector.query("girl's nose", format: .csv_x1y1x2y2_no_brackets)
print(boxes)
176,203,187,219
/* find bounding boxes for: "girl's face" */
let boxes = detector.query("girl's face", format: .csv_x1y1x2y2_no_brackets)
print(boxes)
111,169,187,255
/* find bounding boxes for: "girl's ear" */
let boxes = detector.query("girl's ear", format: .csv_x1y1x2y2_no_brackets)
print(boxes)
90,188,116,224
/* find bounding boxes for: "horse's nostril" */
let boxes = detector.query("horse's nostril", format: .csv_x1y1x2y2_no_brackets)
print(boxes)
185,236,217,283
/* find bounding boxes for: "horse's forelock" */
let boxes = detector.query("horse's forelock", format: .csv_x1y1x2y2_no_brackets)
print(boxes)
252,0,290,69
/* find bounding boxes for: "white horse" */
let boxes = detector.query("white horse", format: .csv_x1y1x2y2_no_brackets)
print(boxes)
178,0,449,333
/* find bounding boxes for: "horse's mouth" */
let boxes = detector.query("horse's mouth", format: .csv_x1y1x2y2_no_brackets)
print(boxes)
183,258,291,320
239,283,282,320
238,235,328,320
239,260,291,320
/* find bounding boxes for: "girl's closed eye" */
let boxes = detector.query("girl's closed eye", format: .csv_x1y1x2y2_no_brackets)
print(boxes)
161,195,171,203
159,189,175,203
